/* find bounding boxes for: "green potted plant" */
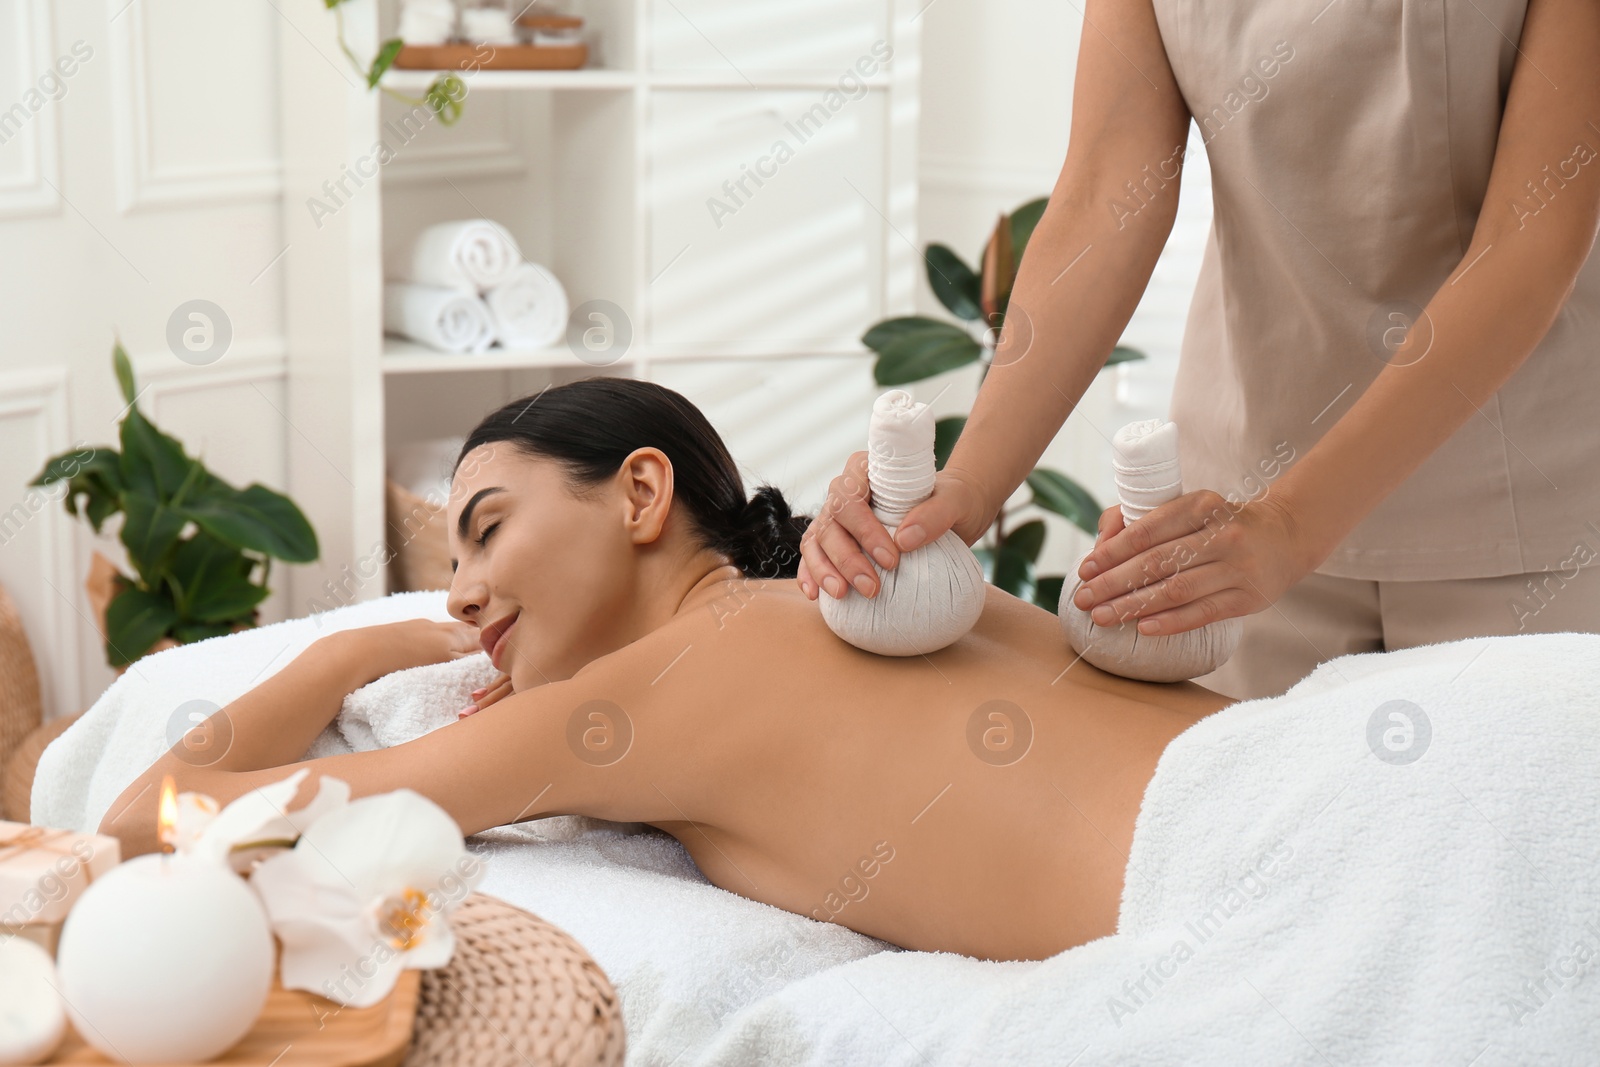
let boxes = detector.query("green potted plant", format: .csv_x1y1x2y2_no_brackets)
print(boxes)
861,196,1144,614
30,343,319,670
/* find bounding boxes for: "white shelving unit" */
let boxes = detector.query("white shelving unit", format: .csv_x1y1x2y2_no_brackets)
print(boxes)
277,0,919,609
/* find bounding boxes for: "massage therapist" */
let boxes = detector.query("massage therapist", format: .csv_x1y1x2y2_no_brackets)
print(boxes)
799,0,1600,699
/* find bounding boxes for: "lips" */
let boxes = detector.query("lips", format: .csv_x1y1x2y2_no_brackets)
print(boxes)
479,612,519,670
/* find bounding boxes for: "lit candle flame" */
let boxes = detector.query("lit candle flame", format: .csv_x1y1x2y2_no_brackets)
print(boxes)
157,773,178,853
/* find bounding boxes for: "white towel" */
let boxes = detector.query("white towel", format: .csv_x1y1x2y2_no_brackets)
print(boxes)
406,219,522,292
484,262,570,350
383,282,495,354
32,594,1600,1064
398,0,455,44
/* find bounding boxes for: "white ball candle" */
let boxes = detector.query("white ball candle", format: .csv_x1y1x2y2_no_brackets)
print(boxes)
0,936,65,1065
54,853,274,1064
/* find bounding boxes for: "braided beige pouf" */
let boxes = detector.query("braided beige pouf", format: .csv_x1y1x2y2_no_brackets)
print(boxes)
405,891,625,1067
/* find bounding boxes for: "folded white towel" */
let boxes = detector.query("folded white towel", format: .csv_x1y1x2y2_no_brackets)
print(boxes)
407,219,522,292
484,262,570,350
383,282,495,354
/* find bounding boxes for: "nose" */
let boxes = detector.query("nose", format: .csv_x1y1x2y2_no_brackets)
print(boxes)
446,563,488,625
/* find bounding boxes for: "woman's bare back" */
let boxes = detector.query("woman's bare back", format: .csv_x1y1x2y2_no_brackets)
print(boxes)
557,576,1235,960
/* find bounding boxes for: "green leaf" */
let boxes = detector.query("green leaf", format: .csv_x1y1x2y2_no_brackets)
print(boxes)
933,416,966,471
862,316,954,353
1009,198,1049,268
1033,575,1065,614
1027,468,1102,535
924,244,982,321
873,321,983,386
112,341,137,407
1106,345,1146,366
367,38,404,88
172,620,239,644
169,532,271,623
323,0,347,8
104,585,179,668
426,74,466,126
1002,519,1046,563
30,445,117,488
120,495,187,580
180,483,320,563
83,485,122,535
990,543,1036,601
118,407,194,502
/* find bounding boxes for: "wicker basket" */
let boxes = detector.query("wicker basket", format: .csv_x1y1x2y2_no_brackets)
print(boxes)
406,892,626,1067
0,583,44,815
386,479,454,594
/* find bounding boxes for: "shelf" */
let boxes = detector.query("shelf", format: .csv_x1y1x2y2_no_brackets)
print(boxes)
382,338,611,373
381,69,895,92
382,68,639,91
381,338,875,374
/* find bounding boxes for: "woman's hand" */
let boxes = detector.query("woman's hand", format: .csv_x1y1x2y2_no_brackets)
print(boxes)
459,671,513,720
797,452,993,600
1070,490,1317,636
340,618,486,682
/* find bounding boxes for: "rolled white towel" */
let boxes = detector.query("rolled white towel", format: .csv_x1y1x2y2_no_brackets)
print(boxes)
1058,418,1241,682
460,6,518,44
398,0,455,45
384,282,495,354
485,263,570,350
819,390,986,657
407,219,522,292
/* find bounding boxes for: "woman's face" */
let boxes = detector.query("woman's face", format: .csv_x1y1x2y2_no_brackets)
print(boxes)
445,442,644,689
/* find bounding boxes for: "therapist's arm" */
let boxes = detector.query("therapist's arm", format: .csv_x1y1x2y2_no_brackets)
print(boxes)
1074,0,1600,635
797,0,1192,601
1282,0,1600,561
938,0,1194,524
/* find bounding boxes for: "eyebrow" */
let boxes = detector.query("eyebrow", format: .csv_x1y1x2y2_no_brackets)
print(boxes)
450,486,507,572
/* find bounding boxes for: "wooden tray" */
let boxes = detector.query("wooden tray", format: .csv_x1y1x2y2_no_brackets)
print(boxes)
393,43,588,71
46,970,420,1066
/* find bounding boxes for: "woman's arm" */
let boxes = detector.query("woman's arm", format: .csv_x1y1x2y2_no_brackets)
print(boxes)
796,0,1193,598
98,625,685,858
1280,0,1600,558
942,0,1194,522
1075,0,1600,634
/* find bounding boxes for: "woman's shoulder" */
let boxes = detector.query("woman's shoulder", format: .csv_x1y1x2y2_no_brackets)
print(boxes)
569,576,821,689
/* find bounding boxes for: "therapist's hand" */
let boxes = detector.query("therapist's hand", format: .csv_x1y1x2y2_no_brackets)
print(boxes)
1070,490,1314,636
797,451,992,600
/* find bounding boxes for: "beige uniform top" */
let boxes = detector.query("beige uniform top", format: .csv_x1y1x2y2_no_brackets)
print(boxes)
1152,0,1600,581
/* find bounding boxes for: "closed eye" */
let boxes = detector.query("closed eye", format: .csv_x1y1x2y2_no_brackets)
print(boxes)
476,521,500,548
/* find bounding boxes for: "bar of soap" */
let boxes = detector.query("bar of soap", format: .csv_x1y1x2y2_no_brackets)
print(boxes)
0,937,65,1066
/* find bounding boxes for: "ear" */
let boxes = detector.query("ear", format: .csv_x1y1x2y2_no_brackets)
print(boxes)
618,447,674,545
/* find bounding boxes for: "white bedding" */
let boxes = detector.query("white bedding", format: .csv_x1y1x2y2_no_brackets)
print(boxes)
33,591,1600,1065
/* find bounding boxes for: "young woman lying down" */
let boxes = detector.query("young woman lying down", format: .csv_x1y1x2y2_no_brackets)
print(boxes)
100,377,1235,962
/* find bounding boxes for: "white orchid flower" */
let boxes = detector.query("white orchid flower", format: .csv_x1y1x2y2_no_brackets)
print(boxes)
171,767,352,873
248,788,486,1008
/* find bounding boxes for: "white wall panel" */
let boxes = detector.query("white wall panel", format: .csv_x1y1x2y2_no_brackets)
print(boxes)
0,0,62,218
109,0,281,211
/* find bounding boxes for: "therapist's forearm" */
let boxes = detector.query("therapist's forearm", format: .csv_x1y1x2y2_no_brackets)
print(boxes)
946,164,1180,519
1275,218,1599,570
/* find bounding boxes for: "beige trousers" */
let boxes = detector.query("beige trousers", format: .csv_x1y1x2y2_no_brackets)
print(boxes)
1193,565,1600,701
